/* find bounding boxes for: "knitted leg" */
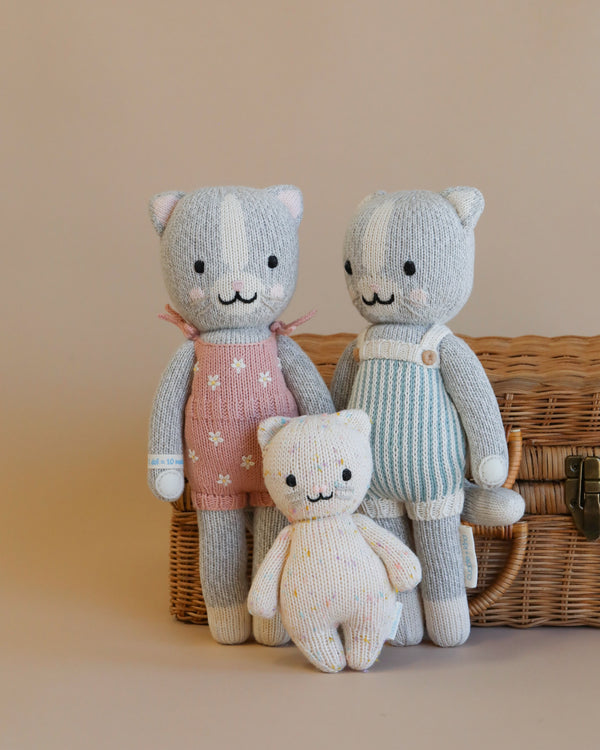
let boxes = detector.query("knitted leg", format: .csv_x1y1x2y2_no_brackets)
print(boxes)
359,490,424,646
197,509,251,644
376,514,424,646
294,629,346,674
251,505,290,646
343,620,388,672
411,512,470,647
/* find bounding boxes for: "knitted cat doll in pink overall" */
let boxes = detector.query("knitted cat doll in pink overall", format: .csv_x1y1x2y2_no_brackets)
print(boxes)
147,186,334,645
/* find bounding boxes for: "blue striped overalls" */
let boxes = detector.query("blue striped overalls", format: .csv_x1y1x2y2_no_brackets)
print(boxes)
348,325,466,520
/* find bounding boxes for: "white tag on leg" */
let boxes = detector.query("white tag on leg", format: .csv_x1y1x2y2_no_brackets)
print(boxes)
386,601,404,641
147,454,184,469
459,524,478,589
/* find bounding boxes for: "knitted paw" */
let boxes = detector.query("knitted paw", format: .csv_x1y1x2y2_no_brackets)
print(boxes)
154,469,184,501
472,455,508,489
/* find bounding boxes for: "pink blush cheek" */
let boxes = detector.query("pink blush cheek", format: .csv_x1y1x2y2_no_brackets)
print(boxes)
409,288,428,305
270,284,285,300
189,287,205,302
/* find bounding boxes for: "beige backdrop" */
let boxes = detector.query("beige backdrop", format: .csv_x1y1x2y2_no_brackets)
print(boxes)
2,2,600,748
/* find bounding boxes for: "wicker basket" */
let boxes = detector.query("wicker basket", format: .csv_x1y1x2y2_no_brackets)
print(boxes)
169,333,600,628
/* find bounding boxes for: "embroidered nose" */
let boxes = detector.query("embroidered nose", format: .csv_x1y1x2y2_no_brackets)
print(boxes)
232,280,244,292
313,484,329,495
369,283,380,293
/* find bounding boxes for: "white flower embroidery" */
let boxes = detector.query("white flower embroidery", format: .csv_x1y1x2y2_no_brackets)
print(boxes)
193,362,199,372
231,358,246,374
258,371,272,388
241,455,255,470
217,474,232,487
208,431,224,446
188,449,199,463
207,374,220,391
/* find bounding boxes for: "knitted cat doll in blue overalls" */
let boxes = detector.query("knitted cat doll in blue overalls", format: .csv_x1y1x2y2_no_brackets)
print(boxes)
331,187,524,647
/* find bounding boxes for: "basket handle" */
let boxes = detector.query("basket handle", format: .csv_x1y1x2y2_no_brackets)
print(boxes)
467,521,529,617
503,426,522,490
466,426,526,617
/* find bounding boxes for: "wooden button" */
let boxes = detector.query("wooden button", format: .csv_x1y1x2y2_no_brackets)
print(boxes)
422,349,437,366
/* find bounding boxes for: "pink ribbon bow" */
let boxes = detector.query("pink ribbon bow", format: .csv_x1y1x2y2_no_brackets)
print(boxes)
159,305,317,339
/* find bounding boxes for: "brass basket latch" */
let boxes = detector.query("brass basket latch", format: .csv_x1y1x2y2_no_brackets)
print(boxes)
565,456,600,541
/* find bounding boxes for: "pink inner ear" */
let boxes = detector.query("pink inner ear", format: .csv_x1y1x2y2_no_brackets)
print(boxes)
277,189,302,220
152,193,181,229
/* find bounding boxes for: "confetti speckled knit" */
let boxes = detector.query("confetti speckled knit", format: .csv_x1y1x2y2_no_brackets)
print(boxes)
249,411,422,673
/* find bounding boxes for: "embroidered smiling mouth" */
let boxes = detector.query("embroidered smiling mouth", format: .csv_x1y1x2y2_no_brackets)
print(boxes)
362,292,395,306
306,492,334,503
218,291,258,305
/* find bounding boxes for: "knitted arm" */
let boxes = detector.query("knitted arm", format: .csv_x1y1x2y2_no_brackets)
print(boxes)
277,335,334,415
330,340,358,410
148,340,195,501
353,514,422,592
247,525,292,619
440,334,508,488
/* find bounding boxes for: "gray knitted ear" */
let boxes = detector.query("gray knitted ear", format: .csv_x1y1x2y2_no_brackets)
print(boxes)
258,416,294,451
353,190,387,214
149,191,185,236
265,185,303,224
441,187,484,231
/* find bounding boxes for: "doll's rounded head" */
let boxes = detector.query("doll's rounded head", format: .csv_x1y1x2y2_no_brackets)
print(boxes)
257,411,372,522
149,185,303,332
343,187,484,326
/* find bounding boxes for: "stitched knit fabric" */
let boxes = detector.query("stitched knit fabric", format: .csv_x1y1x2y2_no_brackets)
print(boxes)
330,187,513,648
249,411,422,672
147,185,334,646
184,334,298,510
349,324,466,511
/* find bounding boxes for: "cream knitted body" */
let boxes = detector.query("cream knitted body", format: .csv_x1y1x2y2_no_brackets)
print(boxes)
248,411,421,673
280,515,402,672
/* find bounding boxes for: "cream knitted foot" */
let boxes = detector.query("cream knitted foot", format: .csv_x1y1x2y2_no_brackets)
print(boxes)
423,597,470,648
343,624,388,671
206,604,252,645
295,630,347,674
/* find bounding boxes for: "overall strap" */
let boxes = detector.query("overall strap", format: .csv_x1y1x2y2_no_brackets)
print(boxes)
354,324,452,368
419,323,451,351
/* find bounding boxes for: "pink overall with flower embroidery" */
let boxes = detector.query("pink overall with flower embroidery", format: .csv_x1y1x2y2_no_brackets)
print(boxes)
184,334,299,510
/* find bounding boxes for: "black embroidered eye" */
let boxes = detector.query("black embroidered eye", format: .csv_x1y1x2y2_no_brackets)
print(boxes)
403,261,416,276
285,474,297,487
344,260,353,275
194,260,205,274
342,468,352,481
268,255,278,269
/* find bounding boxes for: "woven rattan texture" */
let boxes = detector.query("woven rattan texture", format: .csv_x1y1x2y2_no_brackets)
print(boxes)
470,516,600,626
169,333,600,627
